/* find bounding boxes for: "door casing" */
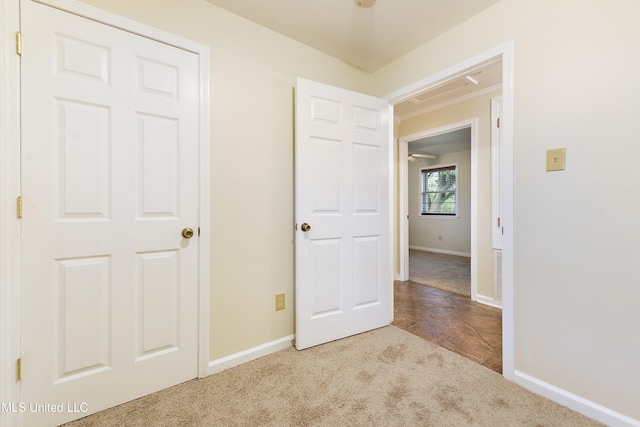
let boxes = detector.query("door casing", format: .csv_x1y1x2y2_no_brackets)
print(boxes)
0,1,22,426
0,1,210,425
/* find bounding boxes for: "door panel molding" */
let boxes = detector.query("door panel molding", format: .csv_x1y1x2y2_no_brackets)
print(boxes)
295,78,392,350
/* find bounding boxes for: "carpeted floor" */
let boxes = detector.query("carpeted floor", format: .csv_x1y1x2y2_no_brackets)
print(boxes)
65,326,601,427
409,249,471,297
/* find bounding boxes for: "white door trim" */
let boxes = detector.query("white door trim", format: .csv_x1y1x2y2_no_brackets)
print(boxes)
384,40,516,380
0,1,210,424
491,95,503,251
398,119,479,302
398,136,408,280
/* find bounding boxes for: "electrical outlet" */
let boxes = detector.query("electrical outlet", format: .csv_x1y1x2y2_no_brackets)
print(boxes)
275,293,285,311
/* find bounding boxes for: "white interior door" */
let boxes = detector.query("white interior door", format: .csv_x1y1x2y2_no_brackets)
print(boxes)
295,78,392,350
20,1,200,425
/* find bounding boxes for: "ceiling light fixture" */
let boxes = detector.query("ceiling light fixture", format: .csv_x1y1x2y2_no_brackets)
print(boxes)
355,0,376,8
465,75,479,85
408,153,436,162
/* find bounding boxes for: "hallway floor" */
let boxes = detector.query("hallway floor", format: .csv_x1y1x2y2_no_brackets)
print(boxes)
392,280,502,373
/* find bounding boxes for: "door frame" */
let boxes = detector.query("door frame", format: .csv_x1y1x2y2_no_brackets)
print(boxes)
384,41,515,379
398,119,478,302
0,1,211,424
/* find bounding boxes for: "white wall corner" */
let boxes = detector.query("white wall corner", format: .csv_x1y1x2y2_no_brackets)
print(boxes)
207,335,295,376
514,370,640,427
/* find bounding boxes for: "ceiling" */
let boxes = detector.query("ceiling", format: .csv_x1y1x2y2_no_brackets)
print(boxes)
206,0,503,149
409,128,471,158
394,58,502,120
205,0,501,72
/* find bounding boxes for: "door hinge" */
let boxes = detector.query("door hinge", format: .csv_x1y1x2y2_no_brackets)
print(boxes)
17,196,23,218
16,31,22,56
497,117,500,128
497,217,501,227
16,358,22,381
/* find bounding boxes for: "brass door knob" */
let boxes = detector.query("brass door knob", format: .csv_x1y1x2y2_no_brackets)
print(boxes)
301,223,311,232
182,227,195,239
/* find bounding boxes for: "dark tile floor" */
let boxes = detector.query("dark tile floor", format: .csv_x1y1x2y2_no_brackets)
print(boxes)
392,280,503,373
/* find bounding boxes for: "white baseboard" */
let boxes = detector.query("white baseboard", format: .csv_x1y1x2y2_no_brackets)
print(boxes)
514,370,640,427
409,245,471,258
475,295,502,309
207,335,294,376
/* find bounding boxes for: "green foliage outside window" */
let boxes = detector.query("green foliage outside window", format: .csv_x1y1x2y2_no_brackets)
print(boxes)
420,166,456,215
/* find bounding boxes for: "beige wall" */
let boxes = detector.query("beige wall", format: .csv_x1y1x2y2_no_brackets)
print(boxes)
69,0,640,420
408,151,471,254
401,92,498,298
375,0,640,420
75,0,373,360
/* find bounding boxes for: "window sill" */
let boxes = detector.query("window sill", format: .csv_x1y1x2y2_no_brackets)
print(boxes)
418,215,460,220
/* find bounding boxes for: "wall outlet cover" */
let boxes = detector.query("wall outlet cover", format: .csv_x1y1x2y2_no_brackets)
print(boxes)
546,148,566,171
275,293,285,311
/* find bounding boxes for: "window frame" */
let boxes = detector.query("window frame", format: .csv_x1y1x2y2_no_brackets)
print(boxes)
419,163,458,218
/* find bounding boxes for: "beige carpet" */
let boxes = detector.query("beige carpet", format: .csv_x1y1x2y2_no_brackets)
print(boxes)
65,326,600,427
409,249,471,297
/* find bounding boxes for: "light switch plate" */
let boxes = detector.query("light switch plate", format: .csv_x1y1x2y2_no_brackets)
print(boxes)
546,148,566,171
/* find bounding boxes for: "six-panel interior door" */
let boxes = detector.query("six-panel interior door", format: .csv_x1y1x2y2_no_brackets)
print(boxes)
20,1,200,425
295,78,392,350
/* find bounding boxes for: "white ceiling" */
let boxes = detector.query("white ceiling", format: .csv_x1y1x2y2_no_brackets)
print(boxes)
394,58,502,120
409,128,471,158
206,0,503,143
205,0,501,72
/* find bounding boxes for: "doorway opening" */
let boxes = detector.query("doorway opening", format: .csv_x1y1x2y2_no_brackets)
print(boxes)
394,120,505,373
399,121,477,300
384,41,515,378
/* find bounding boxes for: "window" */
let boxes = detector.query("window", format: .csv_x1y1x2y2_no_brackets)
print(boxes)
420,165,457,216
